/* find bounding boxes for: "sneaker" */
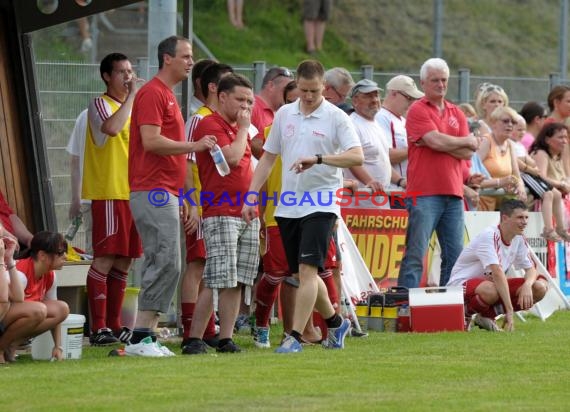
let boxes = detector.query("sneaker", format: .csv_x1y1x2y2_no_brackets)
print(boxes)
473,314,503,332
323,318,351,349
203,335,220,349
90,328,120,346
155,341,176,357
116,327,133,344
216,340,242,353
181,339,208,355
234,314,251,334
275,335,302,353
253,326,270,349
124,336,165,357
350,329,369,338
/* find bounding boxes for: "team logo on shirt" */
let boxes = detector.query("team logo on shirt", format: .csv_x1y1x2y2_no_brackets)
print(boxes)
448,115,459,130
312,130,325,138
284,124,295,139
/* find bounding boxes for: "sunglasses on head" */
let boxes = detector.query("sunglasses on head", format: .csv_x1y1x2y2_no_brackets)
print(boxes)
484,84,504,93
269,68,293,81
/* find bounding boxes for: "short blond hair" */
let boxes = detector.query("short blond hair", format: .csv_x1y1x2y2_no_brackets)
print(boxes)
489,106,518,123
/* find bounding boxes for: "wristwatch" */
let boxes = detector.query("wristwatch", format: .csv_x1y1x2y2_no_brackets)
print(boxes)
315,154,323,164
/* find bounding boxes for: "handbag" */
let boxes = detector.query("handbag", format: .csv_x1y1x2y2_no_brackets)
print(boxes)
520,173,552,199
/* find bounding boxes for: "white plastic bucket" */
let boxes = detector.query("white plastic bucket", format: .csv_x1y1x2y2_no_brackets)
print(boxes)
31,314,86,360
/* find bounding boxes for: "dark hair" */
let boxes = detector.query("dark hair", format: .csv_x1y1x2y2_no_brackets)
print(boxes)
191,59,216,93
200,63,233,99
520,101,546,124
283,80,298,104
529,122,568,158
30,231,67,260
296,60,325,81
99,52,129,84
500,199,527,217
547,85,570,112
217,73,253,96
157,35,190,69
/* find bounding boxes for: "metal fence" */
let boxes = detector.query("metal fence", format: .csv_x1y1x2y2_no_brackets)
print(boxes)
35,60,566,249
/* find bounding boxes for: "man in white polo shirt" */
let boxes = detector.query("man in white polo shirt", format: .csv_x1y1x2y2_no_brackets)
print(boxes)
242,59,363,353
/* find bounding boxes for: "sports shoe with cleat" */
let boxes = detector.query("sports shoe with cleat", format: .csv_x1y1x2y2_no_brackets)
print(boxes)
181,339,208,355
275,335,302,353
203,335,220,349
216,340,242,353
323,318,351,349
116,326,133,344
350,329,369,338
124,336,165,357
253,326,270,348
90,328,120,346
473,314,503,332
234,314,251,334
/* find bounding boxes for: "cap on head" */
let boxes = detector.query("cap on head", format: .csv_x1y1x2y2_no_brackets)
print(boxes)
349,79,383,98
386,75,424,99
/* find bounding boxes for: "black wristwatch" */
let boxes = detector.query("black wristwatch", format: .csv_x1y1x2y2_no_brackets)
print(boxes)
315,154,323,164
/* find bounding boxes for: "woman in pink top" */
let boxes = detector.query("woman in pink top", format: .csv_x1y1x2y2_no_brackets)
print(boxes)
519,101,548,151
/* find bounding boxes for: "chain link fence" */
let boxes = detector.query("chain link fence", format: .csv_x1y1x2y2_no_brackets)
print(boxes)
35,60,562,249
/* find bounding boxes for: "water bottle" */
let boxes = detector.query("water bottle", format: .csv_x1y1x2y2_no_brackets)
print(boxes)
210,144,230,177
64,213,83,241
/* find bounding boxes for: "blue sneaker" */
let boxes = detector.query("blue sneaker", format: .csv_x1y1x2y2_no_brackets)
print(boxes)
323,318,351,349
275,335,302,353
254,326,270,348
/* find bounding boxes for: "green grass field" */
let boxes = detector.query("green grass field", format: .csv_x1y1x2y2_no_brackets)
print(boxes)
3,311,569,411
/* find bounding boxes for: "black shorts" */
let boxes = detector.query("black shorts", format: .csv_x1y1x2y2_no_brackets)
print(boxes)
276,212,336,274
303,0,332,21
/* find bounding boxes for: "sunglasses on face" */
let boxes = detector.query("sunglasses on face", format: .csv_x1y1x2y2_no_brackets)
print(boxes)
397,91,414,101
500,118,516,125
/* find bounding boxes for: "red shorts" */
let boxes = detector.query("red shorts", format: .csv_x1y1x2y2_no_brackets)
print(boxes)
324,236,337,269
262,226,289,277
185,224,206,263
91,199,142,258
464,275,548,313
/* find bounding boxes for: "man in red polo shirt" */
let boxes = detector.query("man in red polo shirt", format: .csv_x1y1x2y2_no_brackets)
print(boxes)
398,58,481,289
183,73,259,354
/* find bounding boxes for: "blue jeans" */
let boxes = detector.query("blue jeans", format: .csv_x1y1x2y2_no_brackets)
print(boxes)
397,195,464,288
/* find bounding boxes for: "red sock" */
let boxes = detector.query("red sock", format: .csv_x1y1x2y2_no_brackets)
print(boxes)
181,302,195,340
107,267,128,332
319,269,340,313
467,294,496,318
313,312,328,339
204,312,217,339
87,266,107,333
254,273,281,327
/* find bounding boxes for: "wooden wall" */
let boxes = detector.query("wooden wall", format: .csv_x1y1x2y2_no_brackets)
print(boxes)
0,12,34,232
